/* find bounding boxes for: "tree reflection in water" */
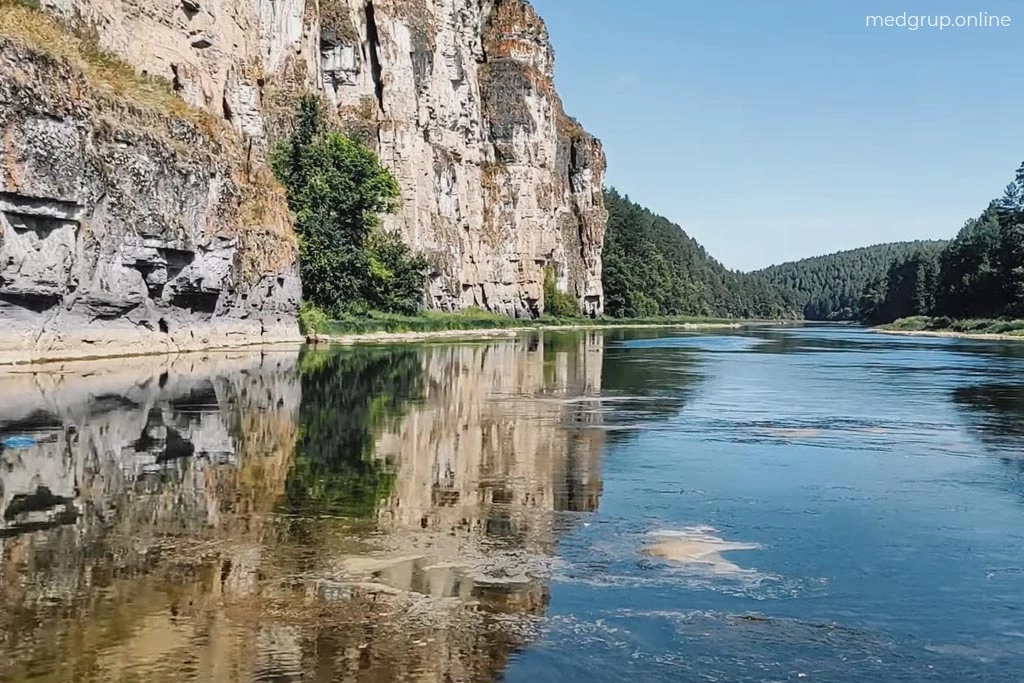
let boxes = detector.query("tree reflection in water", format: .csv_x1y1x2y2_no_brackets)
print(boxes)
282,346,424,519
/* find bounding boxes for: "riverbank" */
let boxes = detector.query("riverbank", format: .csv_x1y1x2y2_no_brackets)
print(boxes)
304,309,796,344
315,320,756,346
302,308,762,337
0,314,782,367
875,328,1024,342
873,316,1024,342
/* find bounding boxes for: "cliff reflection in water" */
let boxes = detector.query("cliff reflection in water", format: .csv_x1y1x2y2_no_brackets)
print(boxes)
0,332,605,682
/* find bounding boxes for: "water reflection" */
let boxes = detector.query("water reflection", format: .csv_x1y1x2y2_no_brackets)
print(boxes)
952,383,1024,450
0,331,606,682
951,383,1024,497
600,330,706,428
284,347,423,519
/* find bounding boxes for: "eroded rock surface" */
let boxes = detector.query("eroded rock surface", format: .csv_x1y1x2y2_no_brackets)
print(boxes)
0,39,301,364
33,0,606,320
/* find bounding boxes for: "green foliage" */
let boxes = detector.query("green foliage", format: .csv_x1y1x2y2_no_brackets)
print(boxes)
298,302,329,335
543,268,581,318
364,229,429,315
862,161,1024,326
883,317,1024,335
314,310,737,336
271,96,426,316
602,189,790,319
282,346,424,519
754,241,948,321
883,316,932,331
860,250,939,324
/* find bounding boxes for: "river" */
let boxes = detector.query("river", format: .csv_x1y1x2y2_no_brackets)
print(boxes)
0,325,1022,682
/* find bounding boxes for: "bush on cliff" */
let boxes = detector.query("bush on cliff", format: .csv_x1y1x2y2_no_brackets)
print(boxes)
271,96,427,316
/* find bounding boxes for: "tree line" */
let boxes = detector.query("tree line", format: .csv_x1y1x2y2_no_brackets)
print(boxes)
753,242,948,321
859,162,1024,324
602,189,791,319
277,95,1023,328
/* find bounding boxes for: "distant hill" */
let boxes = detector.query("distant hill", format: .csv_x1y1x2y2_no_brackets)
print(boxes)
602,189,791,319
753,241,949,320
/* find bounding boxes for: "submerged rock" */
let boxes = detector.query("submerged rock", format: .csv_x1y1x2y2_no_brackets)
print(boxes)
642,526,760,575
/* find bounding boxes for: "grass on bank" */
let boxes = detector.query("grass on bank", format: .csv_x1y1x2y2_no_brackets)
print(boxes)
298,303,741,337
883,316,1024,336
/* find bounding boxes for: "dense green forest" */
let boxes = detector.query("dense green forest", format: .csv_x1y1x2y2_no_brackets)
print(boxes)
602,189,791,319
753,242,948,320
861,162,1024,325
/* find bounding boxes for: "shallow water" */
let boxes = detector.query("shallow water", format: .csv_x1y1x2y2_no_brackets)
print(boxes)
1,326,1024,681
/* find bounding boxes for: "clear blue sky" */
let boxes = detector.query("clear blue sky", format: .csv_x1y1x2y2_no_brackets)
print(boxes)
531,0,1024,271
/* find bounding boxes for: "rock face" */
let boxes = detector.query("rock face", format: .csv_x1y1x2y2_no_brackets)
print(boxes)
34,0,607,320
0,28,301,364
327,0,608,317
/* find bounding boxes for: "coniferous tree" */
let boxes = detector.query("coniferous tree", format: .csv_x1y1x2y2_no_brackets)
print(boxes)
859,160,1024,325
601,189,791,319
754,242,948,320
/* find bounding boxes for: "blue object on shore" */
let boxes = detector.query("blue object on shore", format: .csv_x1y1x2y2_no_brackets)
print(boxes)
1,436,37,449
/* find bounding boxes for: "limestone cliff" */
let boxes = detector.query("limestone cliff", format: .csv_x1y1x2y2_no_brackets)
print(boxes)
29,0,607,321
0,7,301,364
324,0,608,317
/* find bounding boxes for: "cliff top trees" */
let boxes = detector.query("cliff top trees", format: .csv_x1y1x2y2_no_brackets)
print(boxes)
271,97,426,319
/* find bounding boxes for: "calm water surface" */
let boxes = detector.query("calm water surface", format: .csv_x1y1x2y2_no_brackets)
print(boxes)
1,326,1023,681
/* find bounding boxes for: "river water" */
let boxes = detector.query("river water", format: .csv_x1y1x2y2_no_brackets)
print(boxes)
1,326,1023,682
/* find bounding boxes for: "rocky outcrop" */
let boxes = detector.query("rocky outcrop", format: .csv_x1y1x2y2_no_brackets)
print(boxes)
0,16,301,365
327,0,608,317
31,0,606,320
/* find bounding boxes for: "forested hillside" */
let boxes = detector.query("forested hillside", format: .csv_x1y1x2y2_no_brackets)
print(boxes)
863,161,1024,324
602,190,791,319
754,242,948,320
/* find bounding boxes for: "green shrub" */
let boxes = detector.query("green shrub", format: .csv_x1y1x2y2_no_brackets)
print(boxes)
885,316,931,331
298,302,329,335
543,268,581,318
365,229,428,315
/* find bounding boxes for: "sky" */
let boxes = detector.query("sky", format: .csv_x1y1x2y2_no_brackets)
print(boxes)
530,0,1024,271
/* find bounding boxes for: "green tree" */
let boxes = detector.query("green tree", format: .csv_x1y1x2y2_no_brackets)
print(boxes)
271,96,425,316
602,189,789,319
755,241,948,321
543,267,581,318
365,229,429,315
859,160,1024,325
